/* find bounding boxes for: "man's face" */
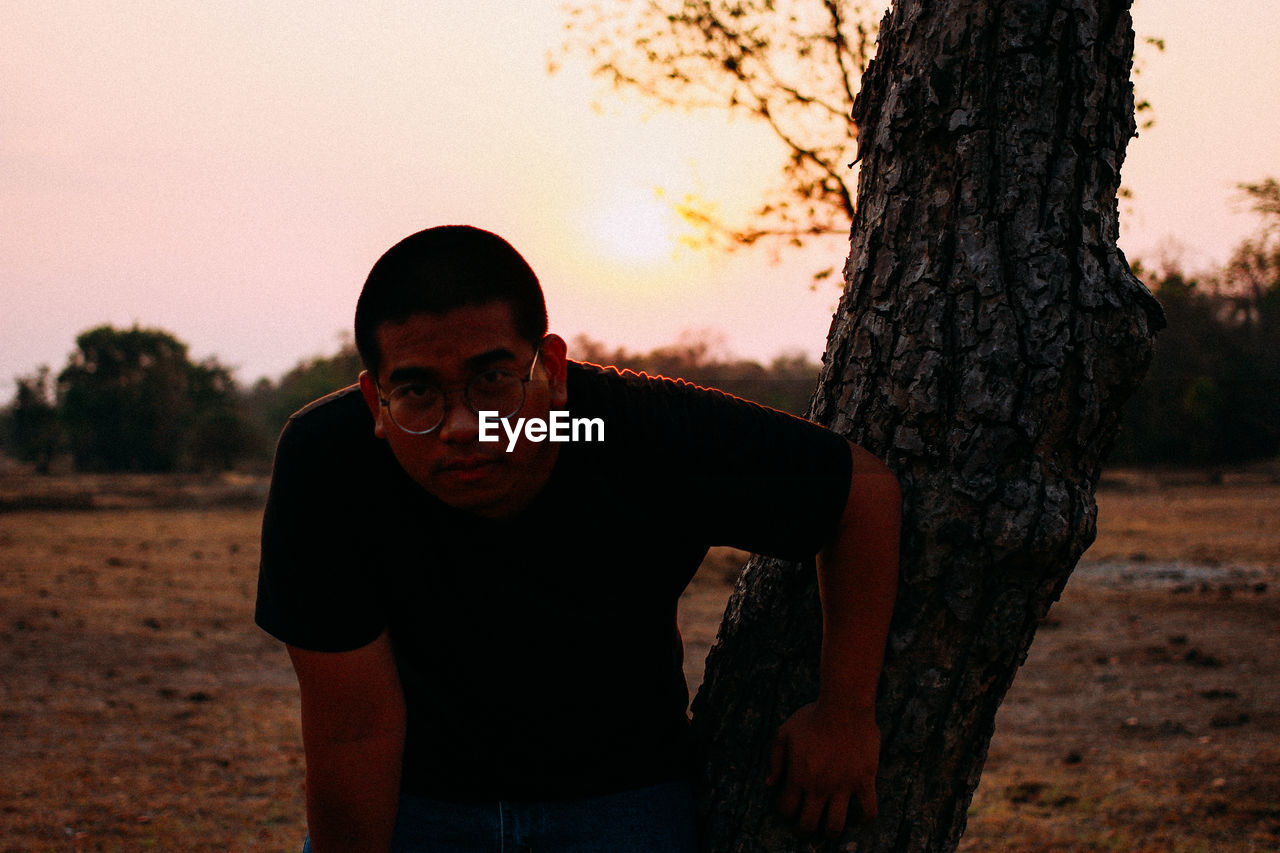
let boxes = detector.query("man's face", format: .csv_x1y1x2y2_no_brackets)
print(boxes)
358,302,568,518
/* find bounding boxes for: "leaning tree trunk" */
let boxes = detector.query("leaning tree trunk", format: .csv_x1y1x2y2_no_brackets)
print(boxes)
691,1,1165,850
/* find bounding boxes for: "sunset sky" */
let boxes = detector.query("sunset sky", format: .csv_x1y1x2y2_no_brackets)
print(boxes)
3,0,1278,389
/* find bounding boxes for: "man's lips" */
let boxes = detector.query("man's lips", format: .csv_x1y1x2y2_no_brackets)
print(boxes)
436,456,501,475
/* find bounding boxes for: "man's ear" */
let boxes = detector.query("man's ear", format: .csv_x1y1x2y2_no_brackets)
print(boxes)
358,370,388,439
539,334,569,408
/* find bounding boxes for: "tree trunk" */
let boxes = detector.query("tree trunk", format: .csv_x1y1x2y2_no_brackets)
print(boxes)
690,1,1165,850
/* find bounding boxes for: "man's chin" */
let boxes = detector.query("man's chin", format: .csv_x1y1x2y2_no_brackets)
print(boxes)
428,463,512,514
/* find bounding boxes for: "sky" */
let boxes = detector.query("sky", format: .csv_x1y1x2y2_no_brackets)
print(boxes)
3,0,1278,390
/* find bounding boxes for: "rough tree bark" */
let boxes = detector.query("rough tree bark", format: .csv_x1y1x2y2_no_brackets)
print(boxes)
690,1,1165,851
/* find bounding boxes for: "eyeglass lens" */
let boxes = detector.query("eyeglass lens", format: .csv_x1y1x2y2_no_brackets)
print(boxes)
386,370,526,434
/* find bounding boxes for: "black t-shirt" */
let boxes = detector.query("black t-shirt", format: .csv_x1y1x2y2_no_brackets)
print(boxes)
256,361,852,802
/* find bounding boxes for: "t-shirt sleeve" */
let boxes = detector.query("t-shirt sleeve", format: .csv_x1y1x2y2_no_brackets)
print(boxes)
675,386,852,559
589,369,853,560
255,409,388,652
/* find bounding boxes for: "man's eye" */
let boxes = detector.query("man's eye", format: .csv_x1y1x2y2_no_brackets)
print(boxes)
473,369,516,388
396,383,439,401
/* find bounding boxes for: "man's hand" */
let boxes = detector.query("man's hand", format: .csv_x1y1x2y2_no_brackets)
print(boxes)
768,701,881,838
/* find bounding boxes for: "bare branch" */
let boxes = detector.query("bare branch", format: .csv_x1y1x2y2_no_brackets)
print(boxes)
557,0,879,278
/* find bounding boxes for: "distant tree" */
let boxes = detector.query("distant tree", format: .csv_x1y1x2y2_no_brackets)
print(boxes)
1113,271,1232,462
241,341,364,445
1238,177,1280,224
1229,182,1280,455
569,333,820,416
186,358,256,471
1225,179,1280,315
3,367,62,474
1115,180,1280,464
1203,183,1280,460
57,325,247,472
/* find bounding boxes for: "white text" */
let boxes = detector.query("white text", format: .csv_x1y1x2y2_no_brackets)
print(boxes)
477,411,605,452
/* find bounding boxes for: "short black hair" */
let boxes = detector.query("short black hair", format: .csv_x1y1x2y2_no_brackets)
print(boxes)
354,225,548,376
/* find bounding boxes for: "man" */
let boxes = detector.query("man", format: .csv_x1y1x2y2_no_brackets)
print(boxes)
256,225,900,851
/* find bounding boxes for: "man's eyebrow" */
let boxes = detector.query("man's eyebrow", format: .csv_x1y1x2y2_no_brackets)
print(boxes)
385,365,439,386
463,348,520,372
385,348,520,386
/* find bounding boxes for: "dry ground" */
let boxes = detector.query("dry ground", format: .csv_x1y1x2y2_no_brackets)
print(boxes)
1,468,1277,851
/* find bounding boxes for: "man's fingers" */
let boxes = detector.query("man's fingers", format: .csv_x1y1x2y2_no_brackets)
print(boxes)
775,781,803,822
823,794,850,839
796,793,826,837
854,777,879,821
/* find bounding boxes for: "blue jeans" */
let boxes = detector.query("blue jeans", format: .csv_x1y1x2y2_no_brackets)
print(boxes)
302,781,697,852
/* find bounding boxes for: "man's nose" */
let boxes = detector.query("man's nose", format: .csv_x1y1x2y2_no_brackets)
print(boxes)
436,393,479,443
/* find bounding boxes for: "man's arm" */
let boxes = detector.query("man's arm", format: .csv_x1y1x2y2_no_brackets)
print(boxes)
767,441,901,838
288,631,406,853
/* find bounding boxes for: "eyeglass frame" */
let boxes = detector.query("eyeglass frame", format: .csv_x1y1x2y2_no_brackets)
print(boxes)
375,344,544,435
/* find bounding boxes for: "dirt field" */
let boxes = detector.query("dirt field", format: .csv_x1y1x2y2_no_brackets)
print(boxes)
1,467,1277,851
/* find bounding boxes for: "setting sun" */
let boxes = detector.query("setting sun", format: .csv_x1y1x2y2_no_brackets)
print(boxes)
587,186,679,264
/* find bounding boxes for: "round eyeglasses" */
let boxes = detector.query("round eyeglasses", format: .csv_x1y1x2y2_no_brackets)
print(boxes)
377,348,542,435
